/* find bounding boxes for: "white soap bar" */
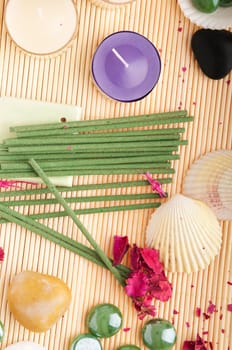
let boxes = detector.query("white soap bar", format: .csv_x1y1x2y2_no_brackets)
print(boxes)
0,97,82,186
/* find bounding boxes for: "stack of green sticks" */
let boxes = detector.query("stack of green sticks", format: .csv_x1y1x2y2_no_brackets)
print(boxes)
0,110,193,178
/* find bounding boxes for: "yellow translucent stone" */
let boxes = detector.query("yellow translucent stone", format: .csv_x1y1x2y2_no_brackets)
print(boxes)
7,271,72,332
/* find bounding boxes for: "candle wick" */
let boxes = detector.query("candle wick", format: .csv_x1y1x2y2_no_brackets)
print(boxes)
112,48,129,68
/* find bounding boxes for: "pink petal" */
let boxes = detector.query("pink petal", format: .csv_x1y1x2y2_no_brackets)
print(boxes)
130,244,143,270
207,302,216,314
125,271,148,298
228,304,232,312
141,247,164,273
150,279,172,302
112,235,130,266
0,247,4,262
196,307,201,317
183,341,195,350
144,172,167,197
195,334,207,349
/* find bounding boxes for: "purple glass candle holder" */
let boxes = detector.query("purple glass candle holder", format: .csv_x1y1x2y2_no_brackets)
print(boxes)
91,31,161,102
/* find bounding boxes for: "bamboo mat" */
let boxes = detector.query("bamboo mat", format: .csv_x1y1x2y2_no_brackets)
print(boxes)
0,0,231,349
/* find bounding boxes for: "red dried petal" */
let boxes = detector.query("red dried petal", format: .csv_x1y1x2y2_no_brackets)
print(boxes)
196,307,201,317
0,247,4,262
130,244,143,270
140,247,164,273
195,334,207,349
227,281,232,286
207,302,216,314
173,309,179,315
125,271,148,298
151,279,172,302
203,313,210,320
183,341,195,350
112,235,130,266
134,295,157,320
227,304,232,312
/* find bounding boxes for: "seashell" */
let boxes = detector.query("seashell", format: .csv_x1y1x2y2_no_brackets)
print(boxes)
183,150,232,220
146,194,222,273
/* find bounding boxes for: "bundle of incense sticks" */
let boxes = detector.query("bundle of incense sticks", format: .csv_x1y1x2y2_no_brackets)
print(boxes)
0,110,193,178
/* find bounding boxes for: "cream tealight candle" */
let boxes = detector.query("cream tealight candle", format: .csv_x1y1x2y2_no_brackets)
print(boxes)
90,0,135,8
5,0,78,55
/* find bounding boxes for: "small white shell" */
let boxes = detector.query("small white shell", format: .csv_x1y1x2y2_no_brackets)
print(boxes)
183,150,232,220
146,194,222,273
5,342,46,350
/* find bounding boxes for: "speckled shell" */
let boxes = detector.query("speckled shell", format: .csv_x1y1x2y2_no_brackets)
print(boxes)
183,150,232,220
146,194,222,273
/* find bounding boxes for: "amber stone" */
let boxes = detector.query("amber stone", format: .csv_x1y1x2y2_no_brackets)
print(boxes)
7,271,72,332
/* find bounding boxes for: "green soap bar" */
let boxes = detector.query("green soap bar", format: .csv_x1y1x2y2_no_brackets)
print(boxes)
0,321,4,342
142,319,177,350
87,303,122,338
117,346,140,350
70,333,102,350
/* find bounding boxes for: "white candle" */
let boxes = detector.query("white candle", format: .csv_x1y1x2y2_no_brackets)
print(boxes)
90,0,135,8
4,0,78,55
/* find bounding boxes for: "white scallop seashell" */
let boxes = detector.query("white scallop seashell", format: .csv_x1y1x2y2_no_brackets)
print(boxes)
146,194,222,273
183,150,232,220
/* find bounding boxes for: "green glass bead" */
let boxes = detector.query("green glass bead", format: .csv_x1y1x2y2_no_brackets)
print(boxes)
142,319,177,350
0,321,4,342
87,303,123,338
192,0,219,12
219,0,232,6
116,346,141,350
70,333,102,350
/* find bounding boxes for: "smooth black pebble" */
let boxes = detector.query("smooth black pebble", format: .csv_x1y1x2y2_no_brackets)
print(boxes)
191,29,232,79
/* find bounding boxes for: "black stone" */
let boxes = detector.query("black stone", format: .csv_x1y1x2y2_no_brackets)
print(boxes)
191,29,232,80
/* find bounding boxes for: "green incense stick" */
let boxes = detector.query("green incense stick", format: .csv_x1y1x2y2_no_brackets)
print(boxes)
0,204,130,279
0,202,161,224
0,167,175,178
8,140,187,154
0,178,172,197
14,116,193,138
10,110,188,133
3,133,181,146
1,192,162,207
28,158,125,286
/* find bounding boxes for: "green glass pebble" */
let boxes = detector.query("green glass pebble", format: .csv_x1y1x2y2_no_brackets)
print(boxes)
70,333,102,350
87,303,122,338
142,319,177,350
116,346,141,350
0,321,4,342
219,0,232,6
192,0,219,13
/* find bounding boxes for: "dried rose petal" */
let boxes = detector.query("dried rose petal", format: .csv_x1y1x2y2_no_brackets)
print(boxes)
227,281,232,286
130,244,143,271
112,235,130,266
203,312,210,320
207,302,216,314
125,271,148,298
195,334,207,349
140,247,164,273
183,341,195,350
228,304,232,312
0,247,4,262
134,295,157,320
144,172,167,198
151,279,172,302
173,309,179,315
0,179,37,188
196,307,201,317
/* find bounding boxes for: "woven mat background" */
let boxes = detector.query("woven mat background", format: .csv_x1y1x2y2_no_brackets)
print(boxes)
0,0,231,349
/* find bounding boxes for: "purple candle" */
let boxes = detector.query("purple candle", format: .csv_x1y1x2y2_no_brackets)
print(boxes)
92,31,161,102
